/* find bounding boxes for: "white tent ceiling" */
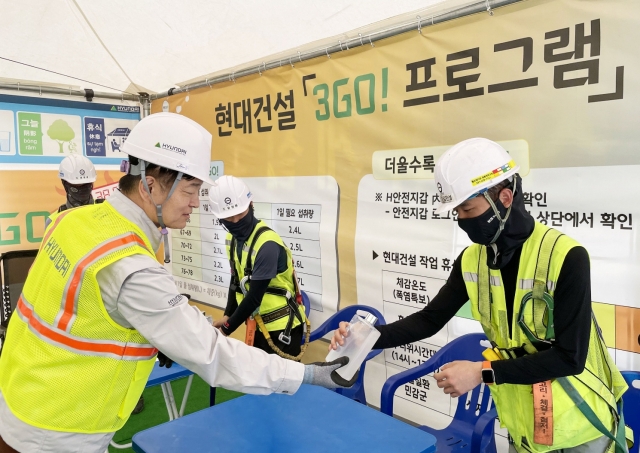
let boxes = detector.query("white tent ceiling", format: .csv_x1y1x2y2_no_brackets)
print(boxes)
0,0,458,95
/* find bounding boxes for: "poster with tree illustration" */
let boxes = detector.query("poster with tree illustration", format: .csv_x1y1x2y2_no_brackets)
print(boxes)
47,119,75,153
17,111,81,156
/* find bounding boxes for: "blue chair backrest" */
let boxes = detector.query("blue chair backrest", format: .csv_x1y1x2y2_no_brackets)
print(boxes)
301,291,311,318
309,304,386,357
428,332,488,365
310,305,386,404
455,368,493,426
381,333,489,418
622,371,640,453
309,305,386,340
427,333,492,425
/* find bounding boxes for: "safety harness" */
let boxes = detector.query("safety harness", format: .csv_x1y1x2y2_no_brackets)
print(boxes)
481,229,633,453
229,226,310,362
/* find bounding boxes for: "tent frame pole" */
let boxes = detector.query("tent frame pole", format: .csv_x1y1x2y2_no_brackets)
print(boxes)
151,0,523,101
139,93,151,118
0,83,140,103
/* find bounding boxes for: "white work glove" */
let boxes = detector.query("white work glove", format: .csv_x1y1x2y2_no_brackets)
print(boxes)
302,357,359,389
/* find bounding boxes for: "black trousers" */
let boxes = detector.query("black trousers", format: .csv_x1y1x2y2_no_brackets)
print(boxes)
253,323,303,357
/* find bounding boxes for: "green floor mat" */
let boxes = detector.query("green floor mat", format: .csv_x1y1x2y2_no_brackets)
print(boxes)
108,375,242,452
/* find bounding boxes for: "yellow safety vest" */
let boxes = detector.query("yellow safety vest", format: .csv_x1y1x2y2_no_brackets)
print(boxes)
461,222,628,453
225,220,305,332
0,202,159,433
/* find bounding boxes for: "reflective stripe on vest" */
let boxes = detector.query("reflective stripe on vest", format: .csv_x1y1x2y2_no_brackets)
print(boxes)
54,233,147,332
16,295,157,361
518,279,556,291
463,272,478,283
463,272,501,286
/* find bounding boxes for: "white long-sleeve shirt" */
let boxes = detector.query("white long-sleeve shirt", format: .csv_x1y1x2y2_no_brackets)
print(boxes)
0,189,304,453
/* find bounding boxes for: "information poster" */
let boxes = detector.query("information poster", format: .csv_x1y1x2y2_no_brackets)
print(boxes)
0,94,139,166
170,175,340,326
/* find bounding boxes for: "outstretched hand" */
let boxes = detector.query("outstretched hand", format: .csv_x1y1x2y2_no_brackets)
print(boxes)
329,321,350,351
433,361,482,398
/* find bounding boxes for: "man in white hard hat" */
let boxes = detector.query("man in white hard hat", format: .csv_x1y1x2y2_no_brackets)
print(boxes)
331,138,630,453
53,154,146,416
56,154,102,212
0,113,353,453
208,176,309,361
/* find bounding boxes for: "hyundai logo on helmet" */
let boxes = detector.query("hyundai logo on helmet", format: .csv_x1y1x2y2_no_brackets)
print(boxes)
155,142,187,156
224,197,231,205
79,169,85,175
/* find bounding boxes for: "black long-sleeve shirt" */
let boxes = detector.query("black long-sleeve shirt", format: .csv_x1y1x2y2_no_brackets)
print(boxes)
221,240,289,335
373,245,592,385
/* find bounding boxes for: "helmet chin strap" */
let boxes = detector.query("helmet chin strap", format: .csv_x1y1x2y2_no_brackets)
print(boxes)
139,159,184,263
482,176,518,264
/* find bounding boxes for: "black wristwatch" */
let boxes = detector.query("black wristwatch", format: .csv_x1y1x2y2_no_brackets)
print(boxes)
482,361,495,385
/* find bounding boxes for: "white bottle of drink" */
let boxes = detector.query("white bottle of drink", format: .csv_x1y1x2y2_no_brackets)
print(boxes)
325,313,381,380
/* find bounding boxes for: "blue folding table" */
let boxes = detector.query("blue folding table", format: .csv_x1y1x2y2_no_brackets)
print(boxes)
132,384,436,453
111,362,194,450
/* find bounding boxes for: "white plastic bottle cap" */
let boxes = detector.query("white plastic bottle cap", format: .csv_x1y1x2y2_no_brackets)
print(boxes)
364,313,377,325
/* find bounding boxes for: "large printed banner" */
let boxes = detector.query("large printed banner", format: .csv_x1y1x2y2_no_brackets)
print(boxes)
157,0,639,435
0,95,139,165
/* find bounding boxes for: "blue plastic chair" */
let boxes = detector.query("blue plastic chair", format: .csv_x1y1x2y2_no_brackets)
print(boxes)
622,371,640,453
381,333,497,453
301,290,311,318
307,304,386,405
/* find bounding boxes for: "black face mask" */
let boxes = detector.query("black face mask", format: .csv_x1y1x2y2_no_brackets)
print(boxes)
63,181,94,208
458,200,509,246
458,175,535,269
220,209,256,242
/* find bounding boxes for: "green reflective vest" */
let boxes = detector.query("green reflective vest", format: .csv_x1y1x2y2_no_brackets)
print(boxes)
461,222,627,453
0,203,158,433
225,220,305,331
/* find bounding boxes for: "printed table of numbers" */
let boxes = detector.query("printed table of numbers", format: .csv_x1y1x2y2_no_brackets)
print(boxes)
170,187,324,311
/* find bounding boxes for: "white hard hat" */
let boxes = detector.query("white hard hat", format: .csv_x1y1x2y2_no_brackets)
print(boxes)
208,175,253,218
434,138,519,214
121,112,214,184
58,154,97,184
